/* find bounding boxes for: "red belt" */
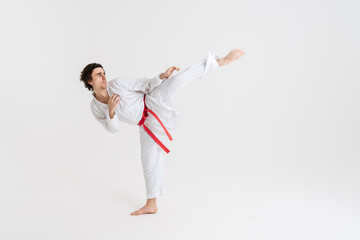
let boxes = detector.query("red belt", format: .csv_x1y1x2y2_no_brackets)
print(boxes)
137,95,173,153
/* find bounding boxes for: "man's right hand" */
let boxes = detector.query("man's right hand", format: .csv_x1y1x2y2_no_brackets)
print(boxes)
160,66,180,79
108,94,120,119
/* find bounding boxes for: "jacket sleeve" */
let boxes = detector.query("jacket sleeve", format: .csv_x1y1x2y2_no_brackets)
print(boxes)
90,104,121,133
112,73,163,93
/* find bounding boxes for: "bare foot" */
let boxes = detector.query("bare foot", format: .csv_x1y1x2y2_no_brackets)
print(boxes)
130,198,158,216
130,204,158,216
217,49,245,66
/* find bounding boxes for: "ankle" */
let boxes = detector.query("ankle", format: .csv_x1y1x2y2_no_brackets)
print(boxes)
217,58,225,66
146,198,156,205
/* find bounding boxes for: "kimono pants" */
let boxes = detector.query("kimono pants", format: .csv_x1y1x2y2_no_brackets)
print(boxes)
139,51,220,199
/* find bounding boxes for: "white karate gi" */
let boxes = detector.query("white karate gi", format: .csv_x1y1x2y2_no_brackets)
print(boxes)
90,51,220,199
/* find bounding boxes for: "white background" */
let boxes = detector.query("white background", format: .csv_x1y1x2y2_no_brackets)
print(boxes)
0,0,359,239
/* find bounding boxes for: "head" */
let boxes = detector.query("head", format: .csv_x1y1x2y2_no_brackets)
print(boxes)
79,63,107,92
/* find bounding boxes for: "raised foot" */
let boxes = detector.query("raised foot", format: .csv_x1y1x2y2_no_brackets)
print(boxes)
217,49,245,66
130,204,158,216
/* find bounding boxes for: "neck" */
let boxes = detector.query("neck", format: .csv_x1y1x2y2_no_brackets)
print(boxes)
93,88,109,103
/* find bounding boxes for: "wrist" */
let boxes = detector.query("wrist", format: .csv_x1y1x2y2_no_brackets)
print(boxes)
109,109,115,119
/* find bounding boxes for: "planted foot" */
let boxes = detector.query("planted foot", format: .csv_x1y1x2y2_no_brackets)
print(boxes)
130,204,158,216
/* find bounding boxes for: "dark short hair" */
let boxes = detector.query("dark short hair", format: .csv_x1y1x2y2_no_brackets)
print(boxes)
79,63,103,91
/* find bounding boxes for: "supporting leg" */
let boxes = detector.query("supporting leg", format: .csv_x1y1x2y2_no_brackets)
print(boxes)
130,126,167,216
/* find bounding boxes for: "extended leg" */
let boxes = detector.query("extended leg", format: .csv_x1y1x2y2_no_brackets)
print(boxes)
150,49,245,102
149,51,220,102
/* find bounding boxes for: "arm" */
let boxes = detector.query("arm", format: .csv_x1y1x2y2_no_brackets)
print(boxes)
113,66,180,93
113,73,163,93
90,104,121,134
159,72,167,79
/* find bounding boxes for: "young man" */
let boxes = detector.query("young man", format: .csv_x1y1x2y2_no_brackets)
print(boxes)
80,49,245,216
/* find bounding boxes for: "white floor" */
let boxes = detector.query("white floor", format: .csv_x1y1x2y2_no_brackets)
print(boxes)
1,151,359,240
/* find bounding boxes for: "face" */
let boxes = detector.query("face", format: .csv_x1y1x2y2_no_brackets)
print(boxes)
89,67,107,90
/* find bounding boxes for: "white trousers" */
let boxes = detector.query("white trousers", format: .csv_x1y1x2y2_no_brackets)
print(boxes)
139,51,220,199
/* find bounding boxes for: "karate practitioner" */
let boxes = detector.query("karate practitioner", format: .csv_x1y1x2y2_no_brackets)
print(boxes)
80,49,245,216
